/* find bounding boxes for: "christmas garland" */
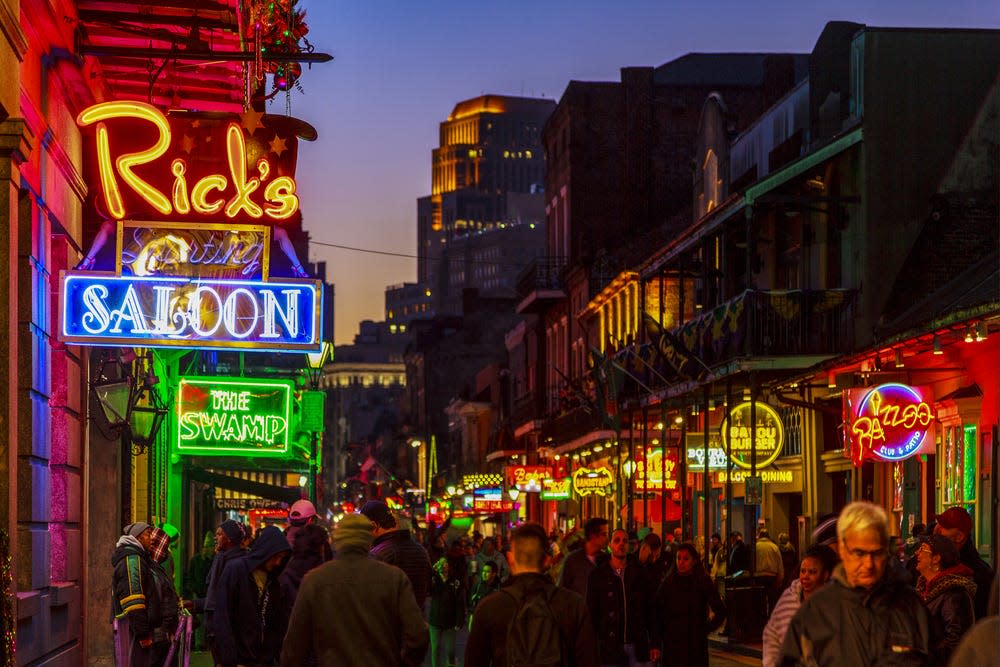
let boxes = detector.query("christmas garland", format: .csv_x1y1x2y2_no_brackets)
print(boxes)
246,0,312,96
1,529,13,665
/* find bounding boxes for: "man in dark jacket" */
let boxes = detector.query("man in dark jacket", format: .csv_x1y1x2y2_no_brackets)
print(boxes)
360,499,434,609
558,517,609,600
465,522,599,667
781,501,933,667
202,519,245,661
587,528,650,666
281,514,429,666
112,522,175,667
935,506,994,619
212,526,291,667
727,531,751,575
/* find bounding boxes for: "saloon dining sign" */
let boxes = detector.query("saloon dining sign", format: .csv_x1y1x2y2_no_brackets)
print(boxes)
59,101,323,352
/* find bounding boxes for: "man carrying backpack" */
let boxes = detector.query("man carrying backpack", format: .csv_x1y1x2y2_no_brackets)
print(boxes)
465,522,599,667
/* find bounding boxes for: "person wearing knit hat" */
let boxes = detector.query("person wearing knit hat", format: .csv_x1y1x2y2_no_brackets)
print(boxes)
112,521,174,665
203,519,249,662
935,506,995,619
282,515,429,666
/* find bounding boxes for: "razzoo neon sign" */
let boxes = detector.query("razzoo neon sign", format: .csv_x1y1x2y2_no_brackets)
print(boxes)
176,377,293,456
60,273,321,351
78,102,298,223
847,383,935,465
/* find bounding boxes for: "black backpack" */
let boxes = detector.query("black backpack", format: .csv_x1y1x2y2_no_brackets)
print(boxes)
503,584,565,667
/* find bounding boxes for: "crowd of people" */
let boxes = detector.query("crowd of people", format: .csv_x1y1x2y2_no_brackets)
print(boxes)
109,499,997,666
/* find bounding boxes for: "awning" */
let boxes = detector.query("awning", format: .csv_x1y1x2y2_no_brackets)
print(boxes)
188,466,301,504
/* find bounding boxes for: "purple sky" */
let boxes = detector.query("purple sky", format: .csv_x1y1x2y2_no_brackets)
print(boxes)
290,1,999,345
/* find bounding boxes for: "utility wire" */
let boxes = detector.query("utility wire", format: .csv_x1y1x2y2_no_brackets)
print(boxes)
307,238,540,269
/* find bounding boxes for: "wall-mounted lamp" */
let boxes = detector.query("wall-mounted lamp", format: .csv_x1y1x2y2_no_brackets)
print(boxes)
894,349,904,368
933,335,943,355
975,321,988,342
964,327,975,343
593,444,604,453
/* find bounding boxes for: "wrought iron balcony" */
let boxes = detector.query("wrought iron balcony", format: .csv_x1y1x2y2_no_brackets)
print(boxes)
516,256,567,313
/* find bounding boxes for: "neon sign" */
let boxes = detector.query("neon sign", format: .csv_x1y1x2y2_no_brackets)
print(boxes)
634,449,679,492
59,272,321,351
572,466,614,497
119,221,269,279
78,102,299,223
723,402,785,469
506,465,552,492
540,477,571,501
848,383,934,465
176,377,292,456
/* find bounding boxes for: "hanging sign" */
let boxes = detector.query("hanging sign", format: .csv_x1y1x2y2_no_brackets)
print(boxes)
686,433,729,470
572,466,614,497
472,486,515,513
118,221,270,279
59,272,321,351
723,402,785,469
846,383,934,465
462,473,504,489
77,101,306,225
176,377,293,456
633,448,679,492
505,465,552,492
541,477,571,501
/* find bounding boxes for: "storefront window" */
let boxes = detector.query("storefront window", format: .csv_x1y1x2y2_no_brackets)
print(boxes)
942,425,978,522
963,425,977,504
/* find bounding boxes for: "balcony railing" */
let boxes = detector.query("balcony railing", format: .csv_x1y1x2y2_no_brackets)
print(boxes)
617,289,858,389
516,256,567,295
540,404,602,445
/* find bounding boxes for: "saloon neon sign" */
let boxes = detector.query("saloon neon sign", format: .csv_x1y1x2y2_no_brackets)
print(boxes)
77,101,298,222
176,377,292,456
849,383,934,464
60,272,321,351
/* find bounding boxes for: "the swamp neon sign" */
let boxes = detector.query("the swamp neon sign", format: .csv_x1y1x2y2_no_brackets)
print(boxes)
847,383,935,465
60,273,321,351
176,377,293,456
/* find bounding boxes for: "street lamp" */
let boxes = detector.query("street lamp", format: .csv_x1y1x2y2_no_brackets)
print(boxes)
303,341,332,507
304,341,332,388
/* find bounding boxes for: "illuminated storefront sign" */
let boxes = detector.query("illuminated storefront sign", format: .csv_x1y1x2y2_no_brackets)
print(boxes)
723,402,785,469
506,465,552,492
60,272,321,351
461,473,504,490
716,469,794,484
176,377,293,456
847,383,934,465
472,486,515,513
572,466,614,497
686,434,729,470
541,477,571,501
634,449,679,492
77,101,300,223
119,221,270,279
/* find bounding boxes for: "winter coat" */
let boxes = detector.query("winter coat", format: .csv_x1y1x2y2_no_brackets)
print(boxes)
280,549,429,667
558,546,607,600
651,570,726,667
916,564,976,664
469,575,502,613
763,579,803,667
947,616,998,667
212,526,292,667
780,561,933,667
148,559,180,645
429,571,466,629
642,554,672,590
183,551,213,600
587,560,650,665
464,572,600,667
370,528,434,608
202,545,245,635
279,523,332,609
728,540,751,575
957,539,994,620
111,536,163,640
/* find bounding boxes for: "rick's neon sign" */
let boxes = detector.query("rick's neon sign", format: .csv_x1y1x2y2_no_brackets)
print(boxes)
848,383,935,465
60,273,321,351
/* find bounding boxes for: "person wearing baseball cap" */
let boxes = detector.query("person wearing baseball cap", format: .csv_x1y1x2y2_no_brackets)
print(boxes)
935,506,994,619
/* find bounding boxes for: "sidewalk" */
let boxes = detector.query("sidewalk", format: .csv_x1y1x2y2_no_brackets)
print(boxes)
709,631,763,666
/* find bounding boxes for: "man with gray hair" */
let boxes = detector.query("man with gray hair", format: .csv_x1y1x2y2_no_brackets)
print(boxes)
780,501,933,666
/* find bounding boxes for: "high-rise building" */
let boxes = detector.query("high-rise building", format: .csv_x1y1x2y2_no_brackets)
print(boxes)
417,95,555,312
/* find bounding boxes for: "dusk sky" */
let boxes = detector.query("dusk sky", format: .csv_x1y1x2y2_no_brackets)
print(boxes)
291,0,998,345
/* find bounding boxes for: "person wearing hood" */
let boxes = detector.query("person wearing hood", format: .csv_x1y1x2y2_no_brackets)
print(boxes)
761,544,837,667
212,525,291,667
915,534,976,664
111,522,179,667
279,521,332,607
281,514,429,666
202,519,246,662
780,502,933,667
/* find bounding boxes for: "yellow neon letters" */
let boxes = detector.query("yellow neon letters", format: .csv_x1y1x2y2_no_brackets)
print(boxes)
77,102,300,221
